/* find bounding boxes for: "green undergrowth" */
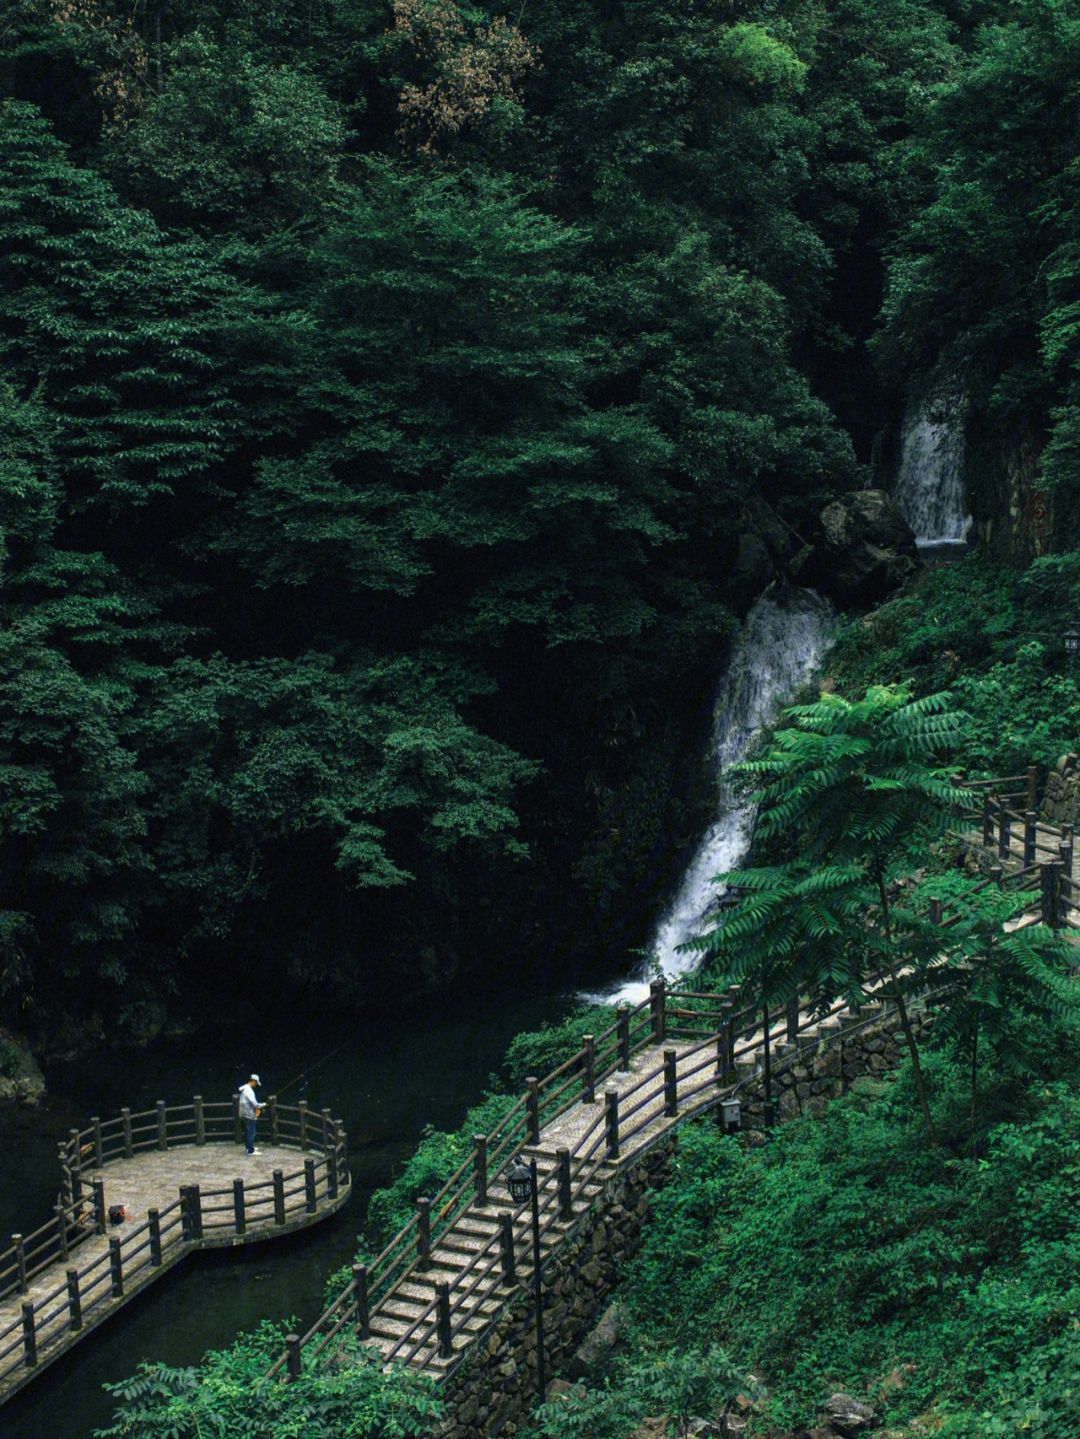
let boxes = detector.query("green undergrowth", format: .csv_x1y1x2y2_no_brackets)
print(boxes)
533,1028,1080,1438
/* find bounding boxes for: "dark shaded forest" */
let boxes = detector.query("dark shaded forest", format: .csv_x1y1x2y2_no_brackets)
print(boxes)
3,0,1080,1045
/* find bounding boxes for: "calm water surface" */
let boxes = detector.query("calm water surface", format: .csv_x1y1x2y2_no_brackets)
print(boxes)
0,984,570,1439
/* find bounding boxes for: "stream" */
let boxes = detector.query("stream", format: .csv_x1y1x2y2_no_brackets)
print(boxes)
0,986,567,1439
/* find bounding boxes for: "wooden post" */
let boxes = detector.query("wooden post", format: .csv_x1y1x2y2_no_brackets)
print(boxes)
557,1148,572,1220
194,1096,205,1146
436,1281,453,1358
93,1116,103,1170
21,1302,36,1367
286,1334,301,1382
786,996,799,1043
149,1208,162,1265
762,1003,773,1109
304,1158,317,1214
617,1006,631,1070
337,1124,348,1185
416,1197,432,1270
269,1094,279,1146
55,1203,68,1260
326,1150,338,1201
273,1170,286,1225
1061,834,1075,879
93,1177,106,1235
525,1077,540,1144
991,864,1004,888
109,1235,124,1298
321,1109,331,1155
58,1142,71,1210
12,1233,26,1294
189,1183,203,1241
1028,764,1039,812
1024,811,1038,867
473,1134,488,1207
720,1001,733,1083
998,809,1011,862
352,1264,370,1339
66,1267,82,1331
650,978,666,1043
929,897,943,926
983,795,995,848
233,1178,246,1235
122,1107,133,1159
605,1089,619,1160
156,1100,167,1152
664,1049,678,1117
233,1093,241,1145
581,1035,595,1103
499,1212,516,1285
69,1130,82,1215
1042,859,1063,931
299,1100,309,1152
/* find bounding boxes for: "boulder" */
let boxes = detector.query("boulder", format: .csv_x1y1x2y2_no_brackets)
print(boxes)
1040,755,1080,827
822,1393,875,1435
568,1301,627,1380
789,490,918,606
0,1028,45,1107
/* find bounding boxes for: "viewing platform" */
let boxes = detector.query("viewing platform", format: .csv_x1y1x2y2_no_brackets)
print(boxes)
0,1095,351,1404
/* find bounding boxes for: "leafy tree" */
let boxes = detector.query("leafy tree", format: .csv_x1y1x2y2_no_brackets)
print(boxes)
692,685,971,1145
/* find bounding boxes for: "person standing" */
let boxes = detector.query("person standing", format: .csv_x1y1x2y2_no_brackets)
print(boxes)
239,1073,262,1155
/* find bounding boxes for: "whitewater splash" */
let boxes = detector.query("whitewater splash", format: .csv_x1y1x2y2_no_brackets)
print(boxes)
594,587,834,1005
894,390,972,546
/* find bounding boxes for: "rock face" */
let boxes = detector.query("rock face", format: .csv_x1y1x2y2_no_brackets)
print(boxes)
822,1393,875,1435
0,1028,45,1106
790,490,918,606
1040,754,1080,828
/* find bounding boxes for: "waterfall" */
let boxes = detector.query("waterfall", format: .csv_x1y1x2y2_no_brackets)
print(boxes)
893,390,972,546
594,586,834,1005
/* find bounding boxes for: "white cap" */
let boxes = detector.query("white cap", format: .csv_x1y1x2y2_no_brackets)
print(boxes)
250,1073,260,1085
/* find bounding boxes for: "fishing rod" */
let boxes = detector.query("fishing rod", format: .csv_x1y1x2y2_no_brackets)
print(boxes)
271,1037,355,1099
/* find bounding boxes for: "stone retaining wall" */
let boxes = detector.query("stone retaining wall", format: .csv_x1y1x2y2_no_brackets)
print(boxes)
439,1143,676,1439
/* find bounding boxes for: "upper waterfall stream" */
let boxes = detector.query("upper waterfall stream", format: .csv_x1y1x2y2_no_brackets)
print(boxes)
894,391,972,547
600,587,834,1004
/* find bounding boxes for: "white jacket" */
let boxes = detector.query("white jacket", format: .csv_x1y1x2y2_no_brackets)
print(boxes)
239,1083,259,1120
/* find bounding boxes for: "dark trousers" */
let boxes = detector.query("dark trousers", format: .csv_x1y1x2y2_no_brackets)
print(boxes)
243,1117,257,1153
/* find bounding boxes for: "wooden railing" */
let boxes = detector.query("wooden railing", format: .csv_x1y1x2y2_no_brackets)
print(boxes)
0,1096,349,1392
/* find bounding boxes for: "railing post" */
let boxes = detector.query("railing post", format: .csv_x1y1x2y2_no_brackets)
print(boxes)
650,978,666,1043
786,996,799,1044
269,1094,279,1146
1028,763,1039,812
998,809,1011,862
581,1035,595,1103
417,1197,432,1270
1061,829,1074,878
69,1130,83,1215
58,1142,71,1210
473,1134,488,1207
189,1183,203,1241
991,863,1004,888
664,1049,678,1117
304,1157,317,1214
149,1208,162,1265
525,1077,540,1144
12,1233,26,1294
557,1148,572,1220
233,1093,241,1145
93,1116,104,1170
273,1170,286,1225
233,1178,246,1235
1042,859,1063,931
21,1301,36,1367
66,1267,82,1331
762,1003,773,1112
326,1148,338,1201
353,1264,370,1338
983,795,995,848
55,1203,68,1260
321,1109,331,1155
617,1006,631,1070
154,1100,166,1152
286,1334,301,1382
337,1124,348,1185
194,1095,205,1146
605,1089,619,1160
719,1001,733,1083
929,897,943,926
109,1235,124,1298
93,1177,106,1235
1025,811,1038,867
499,1212,516,1285
436,1281,453,1358
299,1100,309,1151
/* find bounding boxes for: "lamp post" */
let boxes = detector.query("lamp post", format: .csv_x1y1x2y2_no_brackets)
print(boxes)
1066,627,1080,663
506,1157,546,1404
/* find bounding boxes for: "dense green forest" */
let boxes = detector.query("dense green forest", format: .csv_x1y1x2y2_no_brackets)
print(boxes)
3,0,1080,1048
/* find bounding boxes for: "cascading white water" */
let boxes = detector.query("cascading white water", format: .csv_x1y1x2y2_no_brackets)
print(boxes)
594,586,834,1004
893,390,972,546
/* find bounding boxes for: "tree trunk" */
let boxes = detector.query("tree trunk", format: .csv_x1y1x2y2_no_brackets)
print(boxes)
877,870,938,1148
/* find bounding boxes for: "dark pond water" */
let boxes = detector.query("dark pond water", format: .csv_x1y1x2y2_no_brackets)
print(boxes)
0,982,572,1439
